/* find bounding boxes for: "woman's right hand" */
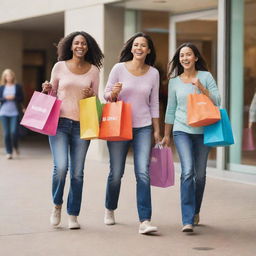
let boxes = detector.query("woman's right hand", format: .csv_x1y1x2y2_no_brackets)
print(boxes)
161,135,171,147
111,82,122,100
42,80,52,93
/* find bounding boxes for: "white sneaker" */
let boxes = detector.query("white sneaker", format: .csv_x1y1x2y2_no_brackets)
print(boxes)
104,209,115,225
139,220,158,234
6,154,12,160
68,215,80,229
50,205,62,226
182,224,193,232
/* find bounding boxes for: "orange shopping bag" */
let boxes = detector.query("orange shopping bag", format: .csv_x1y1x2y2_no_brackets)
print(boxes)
99,101,132,141
187,93,220,127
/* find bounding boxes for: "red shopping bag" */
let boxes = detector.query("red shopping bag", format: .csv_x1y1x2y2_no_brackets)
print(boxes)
149,145,175,188
99,101,132,141
242,128,255,151
20,91,61,136
187,93,220,127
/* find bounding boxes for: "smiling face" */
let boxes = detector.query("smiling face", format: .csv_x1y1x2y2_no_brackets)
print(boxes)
71,34,88,59
179,46,198,71
131,36,151,61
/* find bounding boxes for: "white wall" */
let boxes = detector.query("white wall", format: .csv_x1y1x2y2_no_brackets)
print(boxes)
0,30,23,82
0,30,23,148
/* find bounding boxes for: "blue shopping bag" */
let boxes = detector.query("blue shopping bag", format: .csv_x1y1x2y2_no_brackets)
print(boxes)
204,109,234,146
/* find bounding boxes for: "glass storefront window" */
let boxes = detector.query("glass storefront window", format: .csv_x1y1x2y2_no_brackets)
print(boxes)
229,0,256,173
241,0,256,166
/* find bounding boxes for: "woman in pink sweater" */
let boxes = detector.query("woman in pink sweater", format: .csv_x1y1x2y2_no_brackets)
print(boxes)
42,31,103,229
103,32,161,234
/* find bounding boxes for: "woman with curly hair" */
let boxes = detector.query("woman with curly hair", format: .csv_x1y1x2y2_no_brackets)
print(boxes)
42,31,103,229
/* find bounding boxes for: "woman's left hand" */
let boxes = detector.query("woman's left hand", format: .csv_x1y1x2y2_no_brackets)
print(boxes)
191,78,202,89
82,87,94,98
192,78,209,96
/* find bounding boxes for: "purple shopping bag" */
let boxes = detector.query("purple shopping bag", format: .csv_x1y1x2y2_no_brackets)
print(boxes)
242,128,255,151
149,145,175,188
20,91,61,136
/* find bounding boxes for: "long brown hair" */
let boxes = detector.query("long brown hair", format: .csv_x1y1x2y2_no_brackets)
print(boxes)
167,42,208,79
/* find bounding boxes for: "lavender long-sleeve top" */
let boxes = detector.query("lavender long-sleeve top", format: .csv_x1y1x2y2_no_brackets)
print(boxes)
104,63,160,128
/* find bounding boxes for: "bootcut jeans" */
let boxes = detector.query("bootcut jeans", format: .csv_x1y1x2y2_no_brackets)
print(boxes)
105,125,152,222
173,131,210,225
49,117,90,216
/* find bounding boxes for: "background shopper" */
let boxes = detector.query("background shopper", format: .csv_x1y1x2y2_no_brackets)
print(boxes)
0,69,24,159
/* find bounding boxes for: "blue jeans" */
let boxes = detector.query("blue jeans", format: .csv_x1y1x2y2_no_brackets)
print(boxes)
105,125,152,222
173,131,210,225
0,115,19,154
48,118,90,216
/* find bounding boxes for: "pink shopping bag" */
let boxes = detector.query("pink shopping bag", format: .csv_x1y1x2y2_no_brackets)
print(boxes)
242,128,255,151
20,91,61,136
149,145,175,188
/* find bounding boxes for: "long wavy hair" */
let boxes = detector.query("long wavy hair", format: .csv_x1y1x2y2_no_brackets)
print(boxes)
119,32,156,66
57,31,104,69
167,42,208,79
1,69,16,85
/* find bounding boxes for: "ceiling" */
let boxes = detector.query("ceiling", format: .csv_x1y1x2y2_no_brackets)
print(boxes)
0,12,64,32
113,0,218,13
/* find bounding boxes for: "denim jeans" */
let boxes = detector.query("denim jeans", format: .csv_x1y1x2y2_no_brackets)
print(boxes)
105,125,152,222
173,131,210,225
0,115,19,154
48,118,90,216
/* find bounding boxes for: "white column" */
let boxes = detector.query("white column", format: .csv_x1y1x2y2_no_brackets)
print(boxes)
216,0,227,171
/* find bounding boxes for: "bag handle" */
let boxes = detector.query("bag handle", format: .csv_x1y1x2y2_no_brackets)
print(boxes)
154,143,163,149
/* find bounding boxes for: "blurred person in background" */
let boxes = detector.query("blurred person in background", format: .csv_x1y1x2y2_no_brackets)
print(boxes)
0,69,24,159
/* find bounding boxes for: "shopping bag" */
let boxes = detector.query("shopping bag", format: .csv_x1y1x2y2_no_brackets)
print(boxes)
20,91,61,136
204,108,234,146
187,92,220,127
149,145,175,188
99,101,132,141
80,96,102,140
242,128,255,151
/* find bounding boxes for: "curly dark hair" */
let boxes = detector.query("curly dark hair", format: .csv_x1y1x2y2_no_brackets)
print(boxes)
57,31,104,69
167,42,208,79
119,32,156,66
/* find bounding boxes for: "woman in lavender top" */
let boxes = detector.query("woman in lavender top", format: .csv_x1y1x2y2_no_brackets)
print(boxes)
162,43,221,232
0,69,24,159
103,32,161,234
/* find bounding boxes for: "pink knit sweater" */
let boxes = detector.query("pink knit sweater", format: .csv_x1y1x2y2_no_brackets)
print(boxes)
50,61,99,121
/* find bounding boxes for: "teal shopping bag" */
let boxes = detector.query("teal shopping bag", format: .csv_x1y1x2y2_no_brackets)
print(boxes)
204,109,234,146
